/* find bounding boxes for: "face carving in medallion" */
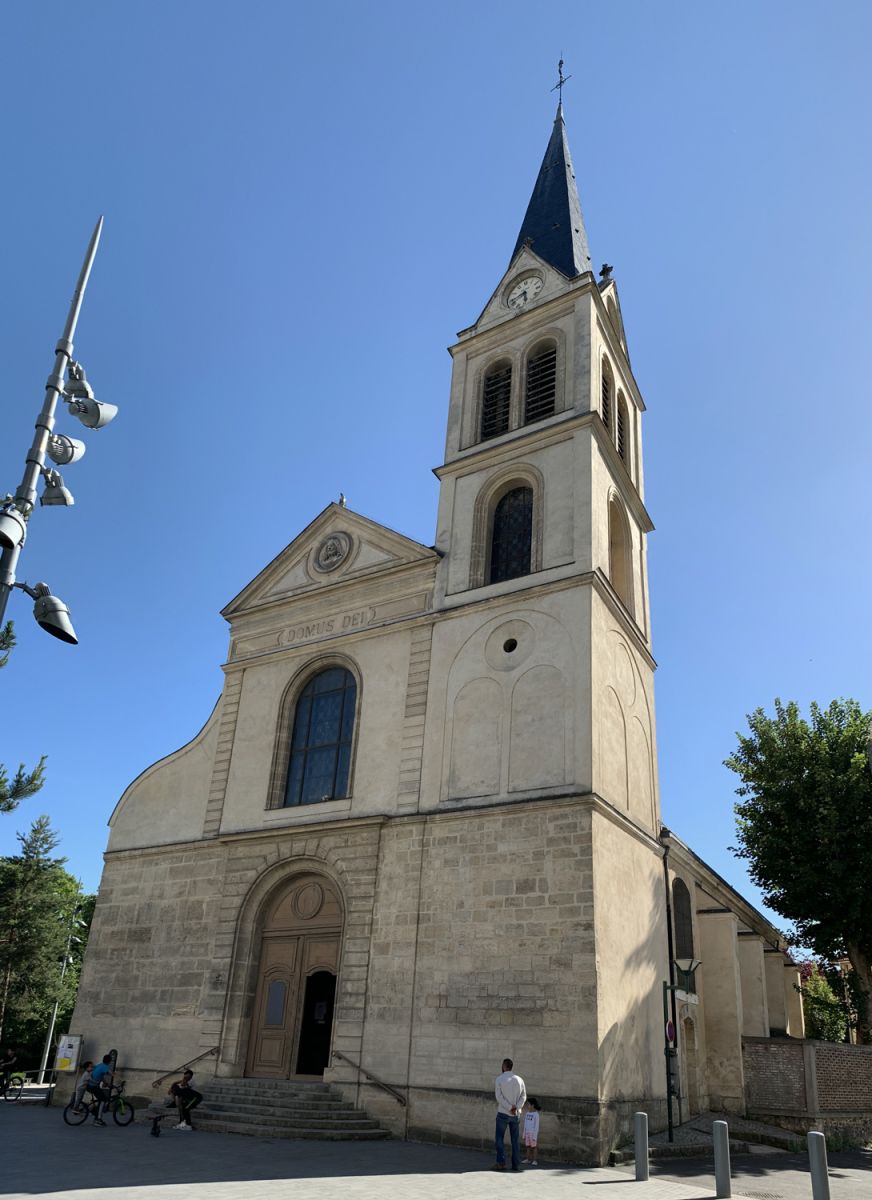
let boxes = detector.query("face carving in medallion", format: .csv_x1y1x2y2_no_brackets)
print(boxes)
314,531,351,573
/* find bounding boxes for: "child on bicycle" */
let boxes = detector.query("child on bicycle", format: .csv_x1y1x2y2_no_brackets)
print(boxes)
73,1060,94,1112
86,1054,114,1125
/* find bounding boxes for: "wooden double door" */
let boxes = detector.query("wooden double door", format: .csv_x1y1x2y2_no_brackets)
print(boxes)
246,875,342,1079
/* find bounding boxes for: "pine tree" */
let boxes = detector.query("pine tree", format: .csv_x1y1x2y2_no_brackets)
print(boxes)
0,623,46,813
0,817,90,1060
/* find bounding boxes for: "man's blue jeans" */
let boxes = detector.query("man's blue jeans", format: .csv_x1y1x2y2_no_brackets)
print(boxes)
495,1111,520,1168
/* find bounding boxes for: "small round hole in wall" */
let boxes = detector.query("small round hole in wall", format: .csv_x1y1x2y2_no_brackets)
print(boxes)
503,638,518,653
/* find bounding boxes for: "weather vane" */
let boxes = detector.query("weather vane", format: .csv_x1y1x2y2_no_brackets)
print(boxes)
551,58,572,104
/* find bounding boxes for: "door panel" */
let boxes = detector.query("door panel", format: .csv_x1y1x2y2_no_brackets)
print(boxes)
247,937,298,1077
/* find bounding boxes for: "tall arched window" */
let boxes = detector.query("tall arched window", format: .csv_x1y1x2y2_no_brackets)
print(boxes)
608,496,634,616
489,487,533,584
672,878,696,991
285,667,356,806
480,361,512,441
616,391,629,465
601,359,613,431
525,341,557,424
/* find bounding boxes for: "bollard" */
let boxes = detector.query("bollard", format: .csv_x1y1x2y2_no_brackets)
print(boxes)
713,1119,731,1198
807,1131,831,1200
634,1112,649,1181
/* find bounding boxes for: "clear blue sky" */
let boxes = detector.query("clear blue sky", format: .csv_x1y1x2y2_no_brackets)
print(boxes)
2,2,870,930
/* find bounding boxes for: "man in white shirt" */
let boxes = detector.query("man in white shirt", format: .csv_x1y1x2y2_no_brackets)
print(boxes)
493,1057,526,1171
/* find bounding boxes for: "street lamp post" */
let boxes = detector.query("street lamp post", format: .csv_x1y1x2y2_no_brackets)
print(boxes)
0,218,116,643
37,904,86,1085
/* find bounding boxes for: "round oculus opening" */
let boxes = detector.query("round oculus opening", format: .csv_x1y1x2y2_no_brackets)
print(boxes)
503,638,518,653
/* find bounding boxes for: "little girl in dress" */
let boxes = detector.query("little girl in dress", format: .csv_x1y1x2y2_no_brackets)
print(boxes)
523,1096,541,1165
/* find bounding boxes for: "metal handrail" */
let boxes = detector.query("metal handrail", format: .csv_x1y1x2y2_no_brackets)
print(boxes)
332,1049,406,1106
151,1045,219,1089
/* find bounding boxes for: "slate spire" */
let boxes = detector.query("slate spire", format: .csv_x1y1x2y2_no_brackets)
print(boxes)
511,103,592,278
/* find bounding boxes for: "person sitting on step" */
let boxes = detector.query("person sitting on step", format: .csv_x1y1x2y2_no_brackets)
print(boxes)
168,1069,203,1130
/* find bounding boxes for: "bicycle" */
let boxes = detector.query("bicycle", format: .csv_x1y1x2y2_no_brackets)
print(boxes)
1,1073,25,1103
63,1080,135,1127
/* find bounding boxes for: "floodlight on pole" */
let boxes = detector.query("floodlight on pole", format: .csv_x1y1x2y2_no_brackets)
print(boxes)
0,217,115,645
14,581,78,644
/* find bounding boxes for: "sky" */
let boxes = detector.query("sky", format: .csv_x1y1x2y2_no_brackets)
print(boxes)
1,1,871,929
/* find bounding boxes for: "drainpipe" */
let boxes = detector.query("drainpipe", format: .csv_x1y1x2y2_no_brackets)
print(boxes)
659,826,681,1139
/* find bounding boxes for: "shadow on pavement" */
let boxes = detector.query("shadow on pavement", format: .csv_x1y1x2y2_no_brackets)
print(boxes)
0,1105,593,1195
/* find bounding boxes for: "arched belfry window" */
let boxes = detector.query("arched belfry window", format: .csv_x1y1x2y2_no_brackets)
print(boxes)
480,361,512,441
489,487,533,584
285,668,356,807
525,341,557,424
601,358,613,431
672,878,696,991
616,392,629,465
608,495,634,616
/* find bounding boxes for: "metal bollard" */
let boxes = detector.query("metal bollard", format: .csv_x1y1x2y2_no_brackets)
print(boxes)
713,1119,731,1198
634,1112,649,1181
807,1131,831,1200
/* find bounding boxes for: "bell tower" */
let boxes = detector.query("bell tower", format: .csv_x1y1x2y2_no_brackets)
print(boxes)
431,101,659,832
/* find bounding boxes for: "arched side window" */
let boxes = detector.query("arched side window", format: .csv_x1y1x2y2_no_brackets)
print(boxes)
616,391,629,466
524,341,557,424
601,358,613,431
285,667,357,807
489,487,533,584
608,495,634,616
672,878,696,991
480,361,512,441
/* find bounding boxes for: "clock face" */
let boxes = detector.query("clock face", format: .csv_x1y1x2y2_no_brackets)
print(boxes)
507,275,543,310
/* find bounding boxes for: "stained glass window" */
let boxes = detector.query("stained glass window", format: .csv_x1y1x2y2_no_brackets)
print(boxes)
285,668,356,806
489,487,533,584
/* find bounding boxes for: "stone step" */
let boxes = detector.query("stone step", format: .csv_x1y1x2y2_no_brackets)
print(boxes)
205,1099,362,1118
202,1099,357,1113
207,1078,333,1093
201,1106,379,1131
190,1116,390,1140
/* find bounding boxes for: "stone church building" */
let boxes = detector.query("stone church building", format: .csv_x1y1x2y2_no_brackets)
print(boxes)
71,103,804,1162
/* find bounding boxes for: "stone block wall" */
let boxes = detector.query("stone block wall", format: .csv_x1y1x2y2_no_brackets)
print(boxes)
72,841,228,1075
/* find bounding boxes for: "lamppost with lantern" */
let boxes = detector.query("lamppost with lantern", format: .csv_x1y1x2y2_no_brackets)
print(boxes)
0,218,116,645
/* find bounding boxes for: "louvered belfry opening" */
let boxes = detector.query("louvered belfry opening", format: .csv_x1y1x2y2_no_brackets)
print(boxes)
489,486,533,584
525,343,557,423
601,364,612,431
617,396,627,461
480,362,512,440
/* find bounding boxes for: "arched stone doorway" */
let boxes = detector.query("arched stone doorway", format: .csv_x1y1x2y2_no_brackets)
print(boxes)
246,873,343,1079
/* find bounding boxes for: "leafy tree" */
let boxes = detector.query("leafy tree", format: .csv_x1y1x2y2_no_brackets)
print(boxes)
0,816,93,1064
799,962,849,1042
0,622,46,813
725,698,872,1042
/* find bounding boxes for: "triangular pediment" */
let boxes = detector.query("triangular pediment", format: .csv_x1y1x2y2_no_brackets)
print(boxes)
464,245,589,336
222,504,438,618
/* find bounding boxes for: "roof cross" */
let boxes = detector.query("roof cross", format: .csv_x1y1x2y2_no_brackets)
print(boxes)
551,58,572,105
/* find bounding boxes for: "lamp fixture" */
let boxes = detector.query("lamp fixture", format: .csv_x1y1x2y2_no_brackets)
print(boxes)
14,580,78,644
46,433,86,466
40,468,75,507
64,362,117,429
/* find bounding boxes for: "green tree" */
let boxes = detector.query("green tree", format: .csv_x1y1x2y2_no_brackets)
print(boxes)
0,816,93,1064
725,698,872,1042
0,622,46,813
800,963,849,1042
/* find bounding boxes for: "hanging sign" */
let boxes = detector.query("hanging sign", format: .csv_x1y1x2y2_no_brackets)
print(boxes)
665,1020,675,1044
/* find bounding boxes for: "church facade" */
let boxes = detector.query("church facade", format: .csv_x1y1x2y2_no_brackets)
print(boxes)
71,104,803,1162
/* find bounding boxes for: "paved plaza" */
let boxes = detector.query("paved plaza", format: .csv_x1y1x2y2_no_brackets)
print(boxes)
2,1104,870,1200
